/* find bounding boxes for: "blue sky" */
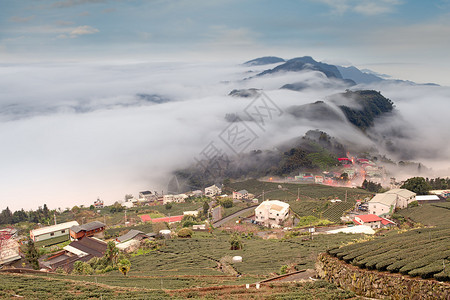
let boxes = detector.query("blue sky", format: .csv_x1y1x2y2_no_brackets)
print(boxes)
1,0,450,84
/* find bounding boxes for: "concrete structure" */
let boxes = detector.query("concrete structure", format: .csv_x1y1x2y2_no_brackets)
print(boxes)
163,194,175,204
368,188,416,217
30,221,79,242
174,193,188,202
314,176,324,184
255,200,290,228
183,211,199,217
69,221,105,240
0,235,21,265
205,184,222,197
353,214,395,229
368,194,397,217
233,190,249,200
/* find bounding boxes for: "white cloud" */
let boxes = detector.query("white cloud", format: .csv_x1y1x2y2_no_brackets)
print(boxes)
69,25,99,37
315,0,402,15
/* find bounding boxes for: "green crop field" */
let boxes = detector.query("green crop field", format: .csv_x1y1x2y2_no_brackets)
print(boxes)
322,202,355,222
328,226,450,281
228,179,372,202
126,231,362,279
229,179,368,223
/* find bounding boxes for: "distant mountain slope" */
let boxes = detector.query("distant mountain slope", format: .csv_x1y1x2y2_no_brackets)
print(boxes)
329,90,395,130
243,56,285,66
287,101,346,122
257,56,343,79
336,66,384,84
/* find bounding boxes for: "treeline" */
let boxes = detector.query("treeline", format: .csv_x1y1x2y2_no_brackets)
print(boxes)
0,204,52,225
337,90,394,130
425,177,450,190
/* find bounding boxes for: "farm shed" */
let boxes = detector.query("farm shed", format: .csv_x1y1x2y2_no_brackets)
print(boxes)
30,221,79,242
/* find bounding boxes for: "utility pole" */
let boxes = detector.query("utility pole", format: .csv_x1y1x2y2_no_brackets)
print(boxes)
54,213,57,225
345,190,348,202
297,188,300,201
124,209,127,224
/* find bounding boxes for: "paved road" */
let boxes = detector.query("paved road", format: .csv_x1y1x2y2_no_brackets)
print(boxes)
213,205,258,228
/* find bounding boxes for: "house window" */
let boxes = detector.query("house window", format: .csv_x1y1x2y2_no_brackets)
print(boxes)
50,232,54,236
61,230,65,234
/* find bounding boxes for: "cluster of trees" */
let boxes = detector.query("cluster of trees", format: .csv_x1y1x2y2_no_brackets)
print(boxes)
401,177,432,195
71,242,130,276
361,179,382,193
0,204,52,225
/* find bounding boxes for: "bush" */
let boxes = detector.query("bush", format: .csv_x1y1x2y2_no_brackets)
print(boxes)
221,198,233,208
177,228,193,238
280,265,288,274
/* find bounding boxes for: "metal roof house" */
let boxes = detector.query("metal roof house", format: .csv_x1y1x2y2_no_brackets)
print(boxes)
40,237,107,272
30,221,79,242
69,221,105,240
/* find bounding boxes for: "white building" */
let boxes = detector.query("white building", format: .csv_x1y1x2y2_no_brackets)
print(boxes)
174,193,188,202
255,200,290,228
30,221,79,242
233,189,248,200
163,194,175,204
205,184,222,197
368,188,416,217
384,189,416,208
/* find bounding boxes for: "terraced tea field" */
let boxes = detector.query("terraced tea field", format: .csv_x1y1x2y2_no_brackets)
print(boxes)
328,226,450,281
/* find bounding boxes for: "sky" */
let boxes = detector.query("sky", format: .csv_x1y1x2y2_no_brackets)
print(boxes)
1,0,450,85
1,0,450,212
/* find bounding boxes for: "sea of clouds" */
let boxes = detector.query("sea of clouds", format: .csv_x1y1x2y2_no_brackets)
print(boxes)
1,60,449,211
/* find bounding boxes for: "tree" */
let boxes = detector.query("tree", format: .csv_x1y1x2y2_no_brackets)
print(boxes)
0,207,13,225
401,177,432,195
25,238,40,270
165,202,172,210
104,241,119,265
203,201,210,216
43,204,49,219
118,259,131,276
229,233,243,250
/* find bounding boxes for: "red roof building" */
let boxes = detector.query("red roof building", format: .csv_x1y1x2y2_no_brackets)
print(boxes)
353,214,395,229
140,215,184,223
